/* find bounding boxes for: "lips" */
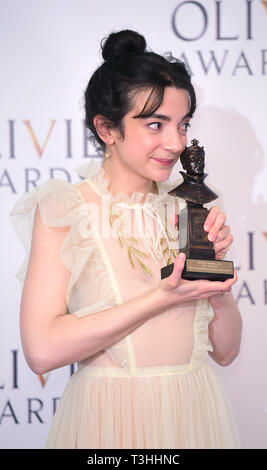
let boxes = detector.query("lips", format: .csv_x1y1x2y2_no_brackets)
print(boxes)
152,158,175,166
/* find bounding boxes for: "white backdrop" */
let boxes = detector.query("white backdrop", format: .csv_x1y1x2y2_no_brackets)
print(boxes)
1,0,267,449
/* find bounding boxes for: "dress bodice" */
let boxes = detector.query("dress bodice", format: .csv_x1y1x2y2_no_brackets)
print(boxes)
10,160,214,376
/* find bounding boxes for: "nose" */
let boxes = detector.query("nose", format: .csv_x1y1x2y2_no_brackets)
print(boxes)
162,129,186,155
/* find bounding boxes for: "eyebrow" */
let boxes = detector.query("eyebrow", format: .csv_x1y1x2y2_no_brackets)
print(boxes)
146,113,170,121
140,112,192,122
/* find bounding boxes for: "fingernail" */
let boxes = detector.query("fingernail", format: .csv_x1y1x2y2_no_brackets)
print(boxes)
208,232,215,242
204,224,209,231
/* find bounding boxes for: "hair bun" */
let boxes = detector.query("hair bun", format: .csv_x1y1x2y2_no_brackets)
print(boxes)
102,29,146,61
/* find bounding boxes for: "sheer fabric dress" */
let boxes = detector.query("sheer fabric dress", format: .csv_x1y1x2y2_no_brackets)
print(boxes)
10,161,241,449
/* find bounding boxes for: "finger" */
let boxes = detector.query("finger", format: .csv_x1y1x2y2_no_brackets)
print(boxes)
214,231,233,249
200,290,228,299
205,290,230,299
215,269,238,291
207,212,226,242
166,252,186,289
214,233,233,258
204,206,220,232
198,269,238,295
214,225,230,242
206,270,237,296
214,249,228,260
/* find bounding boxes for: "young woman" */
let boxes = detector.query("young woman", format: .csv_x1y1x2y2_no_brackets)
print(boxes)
11,30,242,449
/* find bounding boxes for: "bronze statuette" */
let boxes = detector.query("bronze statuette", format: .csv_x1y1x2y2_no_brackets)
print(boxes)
161,139,234,281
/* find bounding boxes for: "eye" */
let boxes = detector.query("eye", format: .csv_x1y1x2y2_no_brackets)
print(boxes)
179,121,191,135
148,122,162,130
184,122,191,131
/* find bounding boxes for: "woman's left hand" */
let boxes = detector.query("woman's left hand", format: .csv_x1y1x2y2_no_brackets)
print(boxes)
203,206,233,260
172,206,233,260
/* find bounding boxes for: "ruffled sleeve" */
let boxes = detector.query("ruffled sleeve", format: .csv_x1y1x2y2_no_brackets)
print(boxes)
10,179,85,285
10,178,116,315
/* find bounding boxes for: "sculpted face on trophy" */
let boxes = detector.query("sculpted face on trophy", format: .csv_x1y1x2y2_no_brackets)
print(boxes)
161,138,234,282
181,138,205,176
169,138,218,206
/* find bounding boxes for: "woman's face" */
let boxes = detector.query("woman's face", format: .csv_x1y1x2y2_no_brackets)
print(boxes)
109,86,191,184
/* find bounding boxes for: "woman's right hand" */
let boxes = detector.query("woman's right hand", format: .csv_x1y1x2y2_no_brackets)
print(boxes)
159,253,237,308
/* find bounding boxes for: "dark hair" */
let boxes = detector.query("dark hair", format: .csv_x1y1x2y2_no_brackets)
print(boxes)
84,29,196,152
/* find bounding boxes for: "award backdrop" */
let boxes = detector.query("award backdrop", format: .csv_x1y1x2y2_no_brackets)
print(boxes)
1,0,267,448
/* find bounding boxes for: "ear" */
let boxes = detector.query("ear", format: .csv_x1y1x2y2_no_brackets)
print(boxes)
93,115,117,146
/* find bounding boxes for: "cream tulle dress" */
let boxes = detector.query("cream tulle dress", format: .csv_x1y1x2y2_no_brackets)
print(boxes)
10,161,241,449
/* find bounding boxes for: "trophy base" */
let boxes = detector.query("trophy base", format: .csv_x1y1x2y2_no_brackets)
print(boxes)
161,258,234,282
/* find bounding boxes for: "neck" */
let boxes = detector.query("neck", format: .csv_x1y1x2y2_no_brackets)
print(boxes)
102,158,158,197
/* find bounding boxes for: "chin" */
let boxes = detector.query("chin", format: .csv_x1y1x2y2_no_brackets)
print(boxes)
152,168,174,182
